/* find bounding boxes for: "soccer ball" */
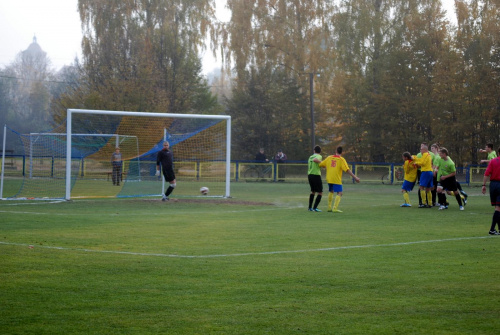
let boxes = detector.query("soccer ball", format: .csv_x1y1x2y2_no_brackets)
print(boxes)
200,186,209,195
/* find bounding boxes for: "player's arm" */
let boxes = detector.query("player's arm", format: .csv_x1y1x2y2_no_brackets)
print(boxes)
313,158,321,163
156,153,161,176
347,169,360,183
482,175,489,194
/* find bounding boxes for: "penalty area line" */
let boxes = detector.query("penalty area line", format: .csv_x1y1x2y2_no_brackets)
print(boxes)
0,236,494,259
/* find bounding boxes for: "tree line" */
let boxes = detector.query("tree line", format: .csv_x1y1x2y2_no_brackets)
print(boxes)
1,0,499,165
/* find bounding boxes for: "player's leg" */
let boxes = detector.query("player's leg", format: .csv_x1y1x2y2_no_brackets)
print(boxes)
488,182,500,235
432,175,438,206
332,185,343,212
308,192,315,211
162,170,176,201
417,170,422,206
490,206,500,235
326,184,335,211
313,193,322,211
456,181,468,203
311,176,323,211
453,191,464,209
419,186,426,208
166,179,176,197
327,192,334,212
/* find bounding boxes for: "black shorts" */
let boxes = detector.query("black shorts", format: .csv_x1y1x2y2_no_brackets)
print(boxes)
439,176,458,192
308,174,323,193
489,180,500,207
163,169,176,183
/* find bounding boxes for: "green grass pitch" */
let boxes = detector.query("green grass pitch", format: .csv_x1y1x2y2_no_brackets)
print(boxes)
1,182,499,334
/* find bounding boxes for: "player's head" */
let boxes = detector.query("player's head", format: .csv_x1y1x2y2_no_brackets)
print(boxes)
403,152,412,160
115,147,120,152
486,143,494,151
439,147,449,157
163,141,169,149
420,142,428,152
431,143,439,152
314,145,321,154
336,146,343,154
259,148,264,153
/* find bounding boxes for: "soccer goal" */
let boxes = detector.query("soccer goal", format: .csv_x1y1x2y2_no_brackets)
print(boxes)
1,109,231,200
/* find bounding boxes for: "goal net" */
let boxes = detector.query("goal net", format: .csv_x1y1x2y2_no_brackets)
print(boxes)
1,110,231,200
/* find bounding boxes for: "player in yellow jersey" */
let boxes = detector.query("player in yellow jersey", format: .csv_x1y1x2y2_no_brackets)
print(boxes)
319,146,360,212
413,142,434,208
400,152,418,207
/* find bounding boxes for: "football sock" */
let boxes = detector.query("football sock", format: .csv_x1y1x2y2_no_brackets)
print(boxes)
426,191,432,205
309,194,315,209
328,193,333,210
403,192,410,204
333,195,341,210
438,193,446,205
313,195,322,209
166,186,174,197
420,190,427,205
418,189,422,205
432,189,436,204
491,211,500,231
455,193,463,206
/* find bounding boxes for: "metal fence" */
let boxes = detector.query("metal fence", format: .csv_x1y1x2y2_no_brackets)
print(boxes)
0,154,490,185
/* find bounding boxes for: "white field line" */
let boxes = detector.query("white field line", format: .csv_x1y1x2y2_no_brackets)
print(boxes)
0,206,297,216
0,236,493,259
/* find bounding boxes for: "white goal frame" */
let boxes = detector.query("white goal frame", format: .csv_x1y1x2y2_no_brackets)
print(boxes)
65,109,232,200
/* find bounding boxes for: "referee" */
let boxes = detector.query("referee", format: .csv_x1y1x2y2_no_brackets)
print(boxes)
482,146,500,235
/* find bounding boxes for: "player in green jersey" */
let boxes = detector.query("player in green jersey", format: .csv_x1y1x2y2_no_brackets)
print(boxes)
307,146,323,212
480,143,497,164
436,148,464,210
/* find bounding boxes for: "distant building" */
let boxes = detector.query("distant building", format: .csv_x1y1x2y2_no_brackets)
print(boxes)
21,35,49,81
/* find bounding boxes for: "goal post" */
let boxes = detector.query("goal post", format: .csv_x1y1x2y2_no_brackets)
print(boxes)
65,109,231,200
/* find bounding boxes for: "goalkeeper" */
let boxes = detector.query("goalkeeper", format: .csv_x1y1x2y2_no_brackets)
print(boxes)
156,141,176,201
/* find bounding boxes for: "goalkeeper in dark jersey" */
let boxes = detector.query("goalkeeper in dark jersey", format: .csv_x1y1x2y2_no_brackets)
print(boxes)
156,141,176,201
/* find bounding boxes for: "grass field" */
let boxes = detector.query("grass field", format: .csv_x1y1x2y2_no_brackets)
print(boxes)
1,182,499,334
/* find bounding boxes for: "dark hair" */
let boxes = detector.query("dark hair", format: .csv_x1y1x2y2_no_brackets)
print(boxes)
336,146,343,154
314,145,321,154
403,152,412,160
487,143,494,149
439,147,449,156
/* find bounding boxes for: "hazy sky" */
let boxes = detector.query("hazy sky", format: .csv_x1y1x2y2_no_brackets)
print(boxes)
0,0,457,74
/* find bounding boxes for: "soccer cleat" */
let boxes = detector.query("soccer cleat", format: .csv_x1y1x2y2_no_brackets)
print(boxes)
438,205,448,210
313,208,322,212
459,206,464,211
162,195,169,202
488,230,499,235
418,204,426,208
400,203,411,207
308,208,314,211
332,209,343,213
424,205,432,208
327,209,332,212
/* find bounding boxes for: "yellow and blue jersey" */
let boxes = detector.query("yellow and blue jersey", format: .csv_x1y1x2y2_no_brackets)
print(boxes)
403,159,418,183
414,152,433,172
319,155,350,184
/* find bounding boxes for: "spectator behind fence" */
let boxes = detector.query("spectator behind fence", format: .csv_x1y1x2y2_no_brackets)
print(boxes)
274,149,287,181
